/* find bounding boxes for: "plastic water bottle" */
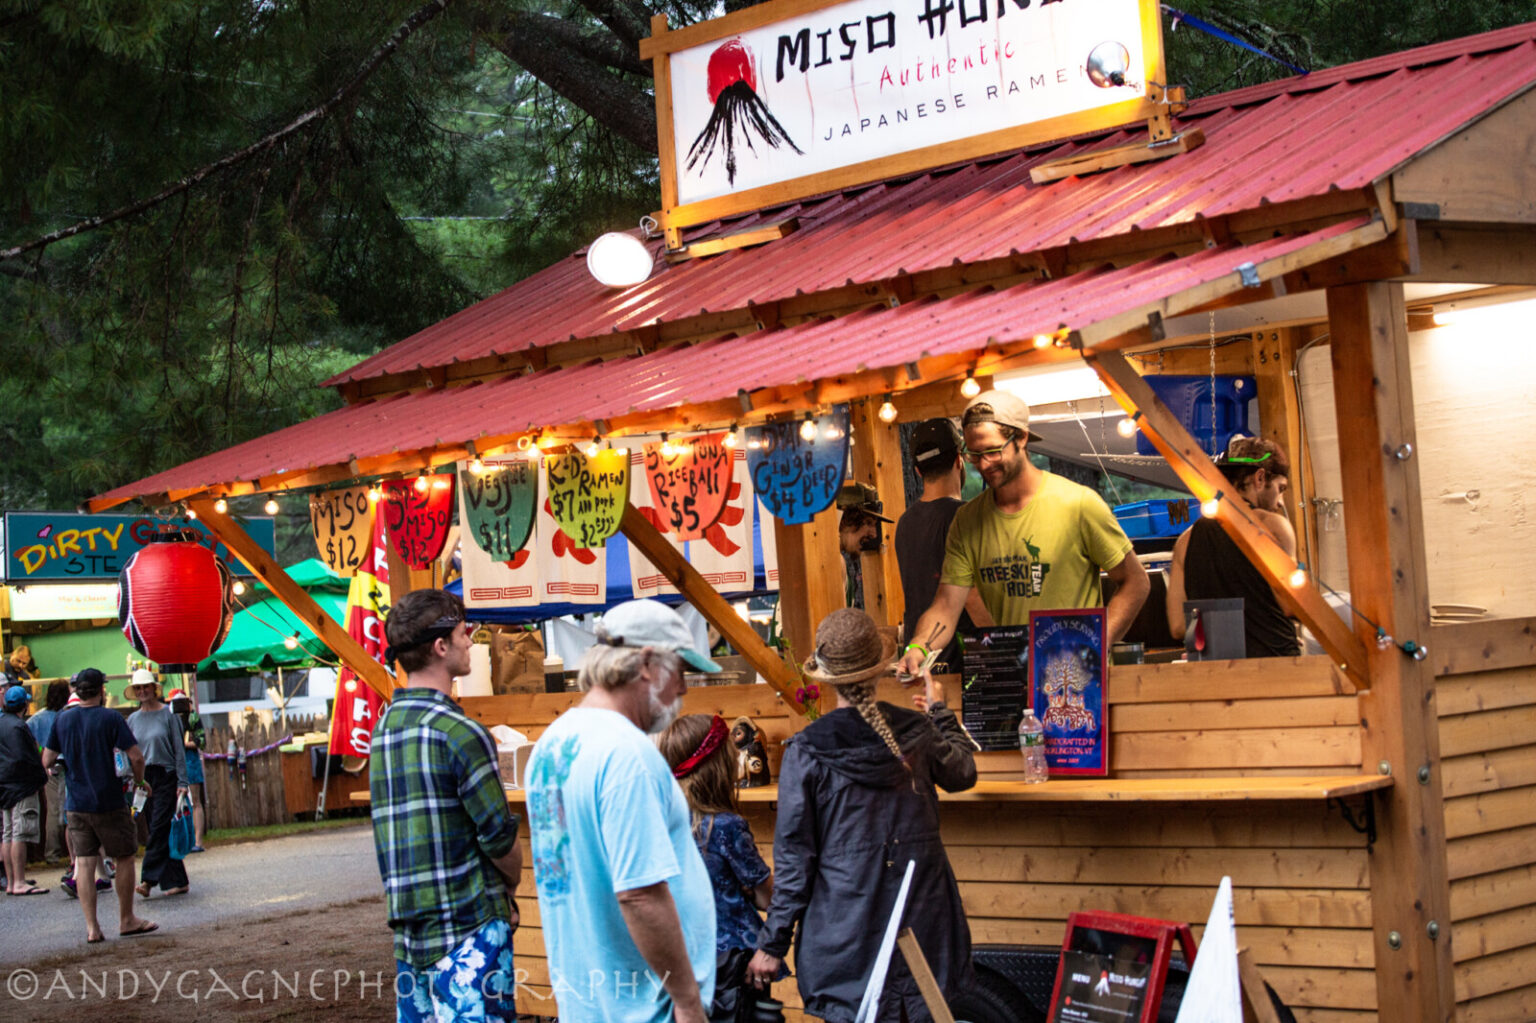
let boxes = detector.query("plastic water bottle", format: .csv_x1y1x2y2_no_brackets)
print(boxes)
131,781,150,816
1019,709,1049,783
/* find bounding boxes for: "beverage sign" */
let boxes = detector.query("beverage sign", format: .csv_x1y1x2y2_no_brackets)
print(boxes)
3,512,275,581
648,0,1163,225
643,433,733,541
746,406,850,525
546,448,631,549
459,460,539,561
381,477,455,570
309,487,374,577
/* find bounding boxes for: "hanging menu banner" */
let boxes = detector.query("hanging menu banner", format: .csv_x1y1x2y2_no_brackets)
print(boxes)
546,448,631,549
309,487,374,577
381,477,455,570
643,433,734,541
746,406,850,525
459,460,538,561
959,625,1030,751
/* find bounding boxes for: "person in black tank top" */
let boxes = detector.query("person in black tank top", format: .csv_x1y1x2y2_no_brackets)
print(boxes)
1166,437,1301,657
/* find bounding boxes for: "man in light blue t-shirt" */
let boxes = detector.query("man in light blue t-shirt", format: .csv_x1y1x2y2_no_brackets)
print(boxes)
527,600,719,1023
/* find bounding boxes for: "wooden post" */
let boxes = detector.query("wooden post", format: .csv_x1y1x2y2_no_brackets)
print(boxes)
774,506,845,716
896,928,957,1023
1252,328,1313,573
620,503,806,714
187,499,396,702
1326,281,1453,1022
849,397,908,631
1083,350,1370,687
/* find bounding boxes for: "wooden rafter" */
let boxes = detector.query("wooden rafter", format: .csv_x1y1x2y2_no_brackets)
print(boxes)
1081,349,1370,689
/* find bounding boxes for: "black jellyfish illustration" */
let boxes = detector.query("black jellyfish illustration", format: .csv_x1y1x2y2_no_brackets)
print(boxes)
685,38,802,185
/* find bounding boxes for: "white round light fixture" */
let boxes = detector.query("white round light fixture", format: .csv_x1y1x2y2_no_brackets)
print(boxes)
587,232,654,288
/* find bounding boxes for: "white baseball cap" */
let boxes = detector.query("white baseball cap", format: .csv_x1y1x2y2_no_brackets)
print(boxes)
598,600,722,673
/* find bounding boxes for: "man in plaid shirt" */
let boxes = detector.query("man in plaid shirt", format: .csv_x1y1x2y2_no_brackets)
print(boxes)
370,589,523,1023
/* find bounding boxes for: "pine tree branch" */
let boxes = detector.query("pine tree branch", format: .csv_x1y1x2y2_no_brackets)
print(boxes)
0,0,450,263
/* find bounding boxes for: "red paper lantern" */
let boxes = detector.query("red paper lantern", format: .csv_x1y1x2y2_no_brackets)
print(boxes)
118,530,233,672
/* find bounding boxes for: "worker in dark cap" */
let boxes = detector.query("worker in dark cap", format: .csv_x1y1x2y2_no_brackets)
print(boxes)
836,483,893,610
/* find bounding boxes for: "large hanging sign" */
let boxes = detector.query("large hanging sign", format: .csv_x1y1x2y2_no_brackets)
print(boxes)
3,512,275,582
381,477,455,570
459,460,539,561
746,407,850,525
546,449,631,549
643,0,1163,230
690,447,756,591
643,433,734,541
309,487,374,577
535,461,606,603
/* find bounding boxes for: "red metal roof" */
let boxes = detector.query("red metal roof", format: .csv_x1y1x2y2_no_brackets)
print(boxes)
326,22,1536,386
93,219,1370,507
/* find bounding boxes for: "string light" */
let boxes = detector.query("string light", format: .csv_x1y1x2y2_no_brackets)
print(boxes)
1288,567,1308,588
214,498,228,514
1116,417,1138,438
960,374,981,399
878,398,898,423
799,414,818,441
232,580,246,596
431,475,451,490
414,473,429,492
660,432,676,458
367,486,382,502
1199,495,1221,518
722,426,739,449
283,634,300,651
585,436,602,457
526,444,541,463
1033,332,1054,349
468,457,486,475
263,498,280,515
184,506,198,521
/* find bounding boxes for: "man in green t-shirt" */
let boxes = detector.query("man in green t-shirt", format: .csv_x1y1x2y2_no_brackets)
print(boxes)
896,390,1150,676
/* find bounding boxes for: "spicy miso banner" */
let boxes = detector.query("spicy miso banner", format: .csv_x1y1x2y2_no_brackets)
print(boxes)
3,513,275,581
662,0,1160,207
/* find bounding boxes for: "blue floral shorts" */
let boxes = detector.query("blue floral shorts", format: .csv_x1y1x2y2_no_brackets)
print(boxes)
395,919,517,1023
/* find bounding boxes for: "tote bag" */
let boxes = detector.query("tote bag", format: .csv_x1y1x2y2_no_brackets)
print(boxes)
168,794,194,860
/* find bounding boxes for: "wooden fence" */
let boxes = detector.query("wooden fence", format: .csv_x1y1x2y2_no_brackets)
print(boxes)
200,713,323,830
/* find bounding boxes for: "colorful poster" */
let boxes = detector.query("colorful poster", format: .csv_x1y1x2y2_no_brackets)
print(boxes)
308,487,374,577
746,405,850,525
643,433,733,541
1029,609,1109,776
459,458,540,609
627,449,684,599
3,512,275,581
546,448,630,549
535,462,606,604
689,447,755,592
459,459,538,561
380,476,455,570
328,512,390,760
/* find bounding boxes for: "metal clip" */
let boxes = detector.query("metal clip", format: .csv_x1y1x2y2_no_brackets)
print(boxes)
1235,262,1261,288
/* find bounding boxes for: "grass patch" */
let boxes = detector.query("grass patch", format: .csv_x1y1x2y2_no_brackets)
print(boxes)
206,813,369,846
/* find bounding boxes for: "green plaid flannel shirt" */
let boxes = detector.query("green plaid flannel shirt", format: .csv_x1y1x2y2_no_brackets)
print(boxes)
369,688,519,968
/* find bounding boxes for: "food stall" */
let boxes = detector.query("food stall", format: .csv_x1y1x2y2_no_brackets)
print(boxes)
82,8,1536,1020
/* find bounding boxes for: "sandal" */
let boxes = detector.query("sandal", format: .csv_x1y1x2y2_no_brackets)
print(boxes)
134,882,151,897
120,922,160,938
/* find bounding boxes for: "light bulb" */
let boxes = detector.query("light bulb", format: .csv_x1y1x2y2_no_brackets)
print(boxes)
283,635,299,650
1033,333,1054,349
184,507,198,521
263,498,280,515
232,580,247,596
432,476,450,490
800,416,818,441
468,457,485,475
367,486,382,502
585,438,601,457
960,375,981,399
1200,497,1220,518
722,429,738,449
526,445,541,463
414,474,429,492
214,498,228,514
1116,417,1137,438
878,400,898,423
1288,567,1308,588
344,679,357,693
660,433,676,458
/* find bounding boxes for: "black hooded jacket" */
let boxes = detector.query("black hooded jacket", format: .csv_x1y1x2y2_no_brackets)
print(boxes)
759,701,977,1022
0,711,47,809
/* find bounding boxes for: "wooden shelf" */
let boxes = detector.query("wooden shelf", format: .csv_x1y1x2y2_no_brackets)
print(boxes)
498,774,1391,806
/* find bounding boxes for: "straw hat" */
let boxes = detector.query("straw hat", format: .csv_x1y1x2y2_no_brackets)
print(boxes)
801,608,897,687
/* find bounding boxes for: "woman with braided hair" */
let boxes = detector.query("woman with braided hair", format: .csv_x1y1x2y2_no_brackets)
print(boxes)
747,608,977,1022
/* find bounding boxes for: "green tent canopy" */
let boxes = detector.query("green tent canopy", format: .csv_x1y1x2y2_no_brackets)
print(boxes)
198,559,350,673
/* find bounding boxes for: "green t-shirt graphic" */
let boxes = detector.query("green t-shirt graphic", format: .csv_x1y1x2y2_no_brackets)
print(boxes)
940,473,1133,625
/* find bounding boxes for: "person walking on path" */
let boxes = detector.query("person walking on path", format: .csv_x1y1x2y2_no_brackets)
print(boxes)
26,681,70,864
1,684,50,894
526,598,720,1023
371,589,524,1023
42,668,157,942
168,688,208,852
126,669,189,898
749,608,978,1022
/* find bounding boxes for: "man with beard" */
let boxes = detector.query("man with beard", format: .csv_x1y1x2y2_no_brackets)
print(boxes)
896,390,1149,677
526,599,720,1023
371,589,523,1023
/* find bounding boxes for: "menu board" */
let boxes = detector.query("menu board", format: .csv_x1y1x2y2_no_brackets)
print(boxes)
380,477,455,570
308,486,373,577
459,460,538,561
643,433,732,541
546,448,631,549
958,625,1031,751
746,406,849,525
1051,951,1155,1023
1030,609,1109,776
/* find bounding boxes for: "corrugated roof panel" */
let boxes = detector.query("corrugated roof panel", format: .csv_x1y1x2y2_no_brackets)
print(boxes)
95,221,1366,507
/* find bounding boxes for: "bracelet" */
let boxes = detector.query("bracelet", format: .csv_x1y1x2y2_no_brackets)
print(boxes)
904,643,930,657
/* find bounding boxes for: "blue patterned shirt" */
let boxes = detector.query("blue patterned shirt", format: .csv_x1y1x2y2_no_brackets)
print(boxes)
369,687,519,968
696,812,772,954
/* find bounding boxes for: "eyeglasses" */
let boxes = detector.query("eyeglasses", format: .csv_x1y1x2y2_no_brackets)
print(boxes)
961,439,1017,464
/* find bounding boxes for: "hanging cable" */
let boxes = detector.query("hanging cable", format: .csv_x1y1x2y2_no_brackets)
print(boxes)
1162,5,1310,75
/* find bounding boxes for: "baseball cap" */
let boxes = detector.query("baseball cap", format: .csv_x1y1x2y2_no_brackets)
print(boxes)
834,482,893,524
962,389,1033,437
71,667,106,694
911,418,962,471
3,685,30,710
598,599,722,673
